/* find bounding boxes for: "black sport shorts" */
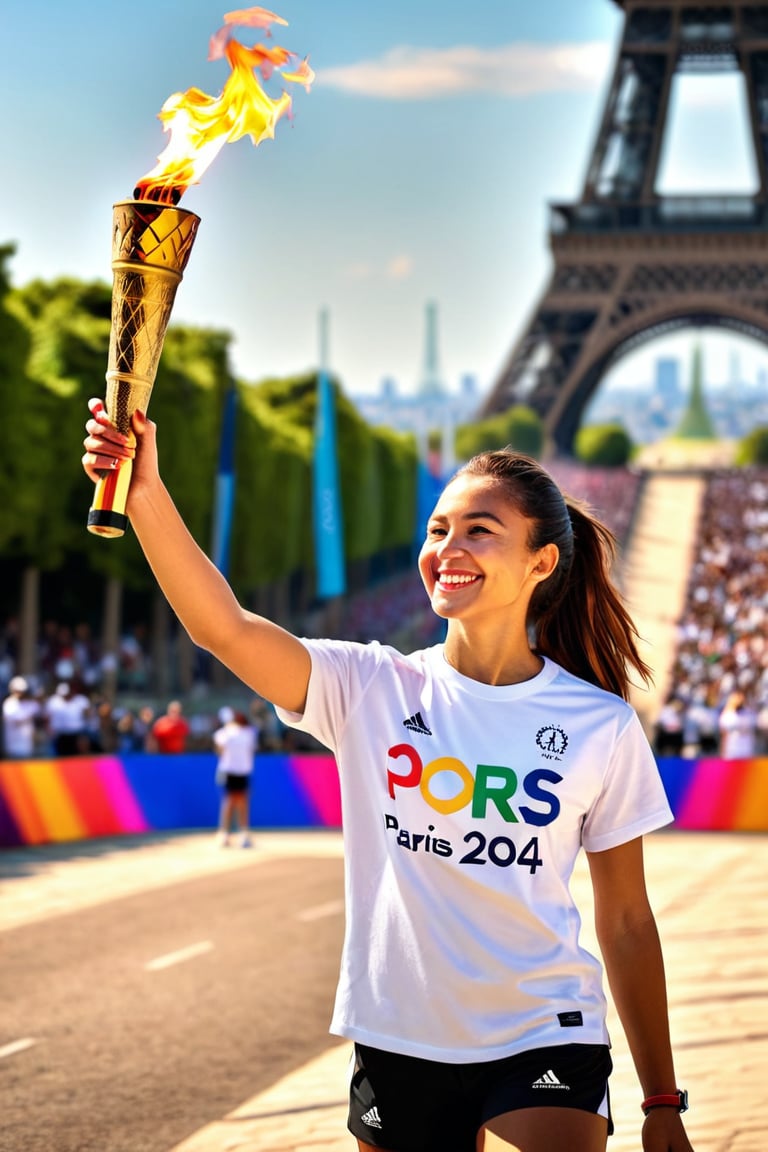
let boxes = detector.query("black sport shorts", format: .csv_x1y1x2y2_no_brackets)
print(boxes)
224,773,250,793
348,1041,613,1152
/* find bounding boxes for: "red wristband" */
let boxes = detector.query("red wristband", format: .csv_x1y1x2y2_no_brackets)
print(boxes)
642,1089,688,1115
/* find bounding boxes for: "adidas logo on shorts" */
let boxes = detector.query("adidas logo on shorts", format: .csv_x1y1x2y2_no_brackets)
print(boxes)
532,1070,570,1089
361,1105,383,1128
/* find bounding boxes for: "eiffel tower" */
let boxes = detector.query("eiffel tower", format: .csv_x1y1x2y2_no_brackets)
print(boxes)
482,0,768,453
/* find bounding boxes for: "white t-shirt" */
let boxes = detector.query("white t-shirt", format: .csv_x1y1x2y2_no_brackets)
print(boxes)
719,706,758,758
2,697,40,757
45,693,91,735
277,641,672,1063
213,722,257,776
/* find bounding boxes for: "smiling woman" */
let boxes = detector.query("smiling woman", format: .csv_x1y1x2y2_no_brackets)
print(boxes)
420,450,651,695
80,406,697,1152
418,473,557,677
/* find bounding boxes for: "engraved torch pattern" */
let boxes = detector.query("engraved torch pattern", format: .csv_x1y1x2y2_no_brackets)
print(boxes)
87,200,200,537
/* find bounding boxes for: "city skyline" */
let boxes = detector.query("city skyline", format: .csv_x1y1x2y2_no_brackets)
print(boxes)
3,1,768,400
602,333,768,395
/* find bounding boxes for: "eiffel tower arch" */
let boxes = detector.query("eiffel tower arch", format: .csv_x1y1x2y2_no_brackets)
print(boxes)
482,0,768,453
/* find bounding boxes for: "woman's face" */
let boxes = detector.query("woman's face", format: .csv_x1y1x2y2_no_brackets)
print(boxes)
418,474,557,626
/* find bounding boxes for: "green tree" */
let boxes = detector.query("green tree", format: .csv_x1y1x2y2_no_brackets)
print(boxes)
0,246,40,554
229,381,312,593
735,425,768,465
6,278,112,565
375,426,417,552
248,372,417,579
1,275,115,672
455,405,544,460
575,423,634,466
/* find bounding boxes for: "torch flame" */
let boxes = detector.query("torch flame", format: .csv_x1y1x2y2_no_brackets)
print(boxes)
221,7,288,31
134,6,313,204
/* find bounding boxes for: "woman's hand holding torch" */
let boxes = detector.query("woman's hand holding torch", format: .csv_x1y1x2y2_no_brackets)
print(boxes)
83,400,156,513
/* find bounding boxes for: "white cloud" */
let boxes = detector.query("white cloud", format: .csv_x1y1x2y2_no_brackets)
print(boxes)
343,254,414,281
316,41,613,101
386,254,414,279
344,262,374,281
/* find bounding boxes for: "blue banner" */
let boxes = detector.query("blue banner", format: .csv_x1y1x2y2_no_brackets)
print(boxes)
414,456,443,558
211,386,237,579
313,372,346,598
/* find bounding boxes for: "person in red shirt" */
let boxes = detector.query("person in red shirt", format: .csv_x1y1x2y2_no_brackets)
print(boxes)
151,700,189,753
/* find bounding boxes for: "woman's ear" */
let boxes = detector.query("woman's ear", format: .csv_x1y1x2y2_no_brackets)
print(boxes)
531,543,559,582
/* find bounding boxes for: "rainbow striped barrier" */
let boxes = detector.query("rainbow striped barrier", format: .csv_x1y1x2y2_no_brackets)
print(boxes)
0,754,766,848
657,756,768,831
0,753,342,848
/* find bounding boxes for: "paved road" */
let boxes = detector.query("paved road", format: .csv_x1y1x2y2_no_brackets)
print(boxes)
2,829,767,1152
1,832,345,1152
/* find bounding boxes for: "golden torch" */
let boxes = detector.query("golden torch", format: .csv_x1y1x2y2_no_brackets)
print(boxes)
87,6,312,537
87,201,200,536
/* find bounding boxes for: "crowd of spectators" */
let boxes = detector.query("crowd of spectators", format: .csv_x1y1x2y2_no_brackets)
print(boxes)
0,605,308,755
656,469,768,758
546,460,644,547
334,569,445,649
0,674,295,761
4,465,768,763
0,618,152,698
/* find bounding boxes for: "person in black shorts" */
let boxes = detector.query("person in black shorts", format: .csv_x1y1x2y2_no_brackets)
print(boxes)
83,406,696,1152
213,708,257,847
349,1043,614,1150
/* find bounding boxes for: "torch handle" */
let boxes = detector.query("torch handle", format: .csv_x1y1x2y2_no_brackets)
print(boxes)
87,457,134,538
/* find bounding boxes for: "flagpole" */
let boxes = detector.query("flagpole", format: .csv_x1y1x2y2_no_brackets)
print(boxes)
313,307,346,604
211,383,237,579
319,305,330,378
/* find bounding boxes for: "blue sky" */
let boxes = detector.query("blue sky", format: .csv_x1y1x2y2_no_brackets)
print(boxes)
2,0,766,400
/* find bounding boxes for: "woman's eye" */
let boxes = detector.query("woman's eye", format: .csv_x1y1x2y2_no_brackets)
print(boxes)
468,524,491,535
427,526,446,538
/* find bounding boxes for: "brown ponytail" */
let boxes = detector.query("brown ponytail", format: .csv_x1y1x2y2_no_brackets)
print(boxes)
453,450,652,700
535,499,652,699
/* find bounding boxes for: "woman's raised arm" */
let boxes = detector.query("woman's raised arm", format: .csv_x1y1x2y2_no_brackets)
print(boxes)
82,399,311,714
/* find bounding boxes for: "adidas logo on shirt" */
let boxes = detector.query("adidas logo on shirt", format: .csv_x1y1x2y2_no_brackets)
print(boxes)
403,711,432,735
532,1070,570,1089
361,1105,383,1128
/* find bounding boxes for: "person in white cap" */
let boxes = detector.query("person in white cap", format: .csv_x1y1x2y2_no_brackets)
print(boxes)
44,682,92,756
213,708,258,847
2,676,41,759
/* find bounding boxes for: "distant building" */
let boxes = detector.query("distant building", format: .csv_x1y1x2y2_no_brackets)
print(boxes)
419,300,445,399
350,302,483,443
583,342,768,444
351,374,481,439
654,357,682,406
